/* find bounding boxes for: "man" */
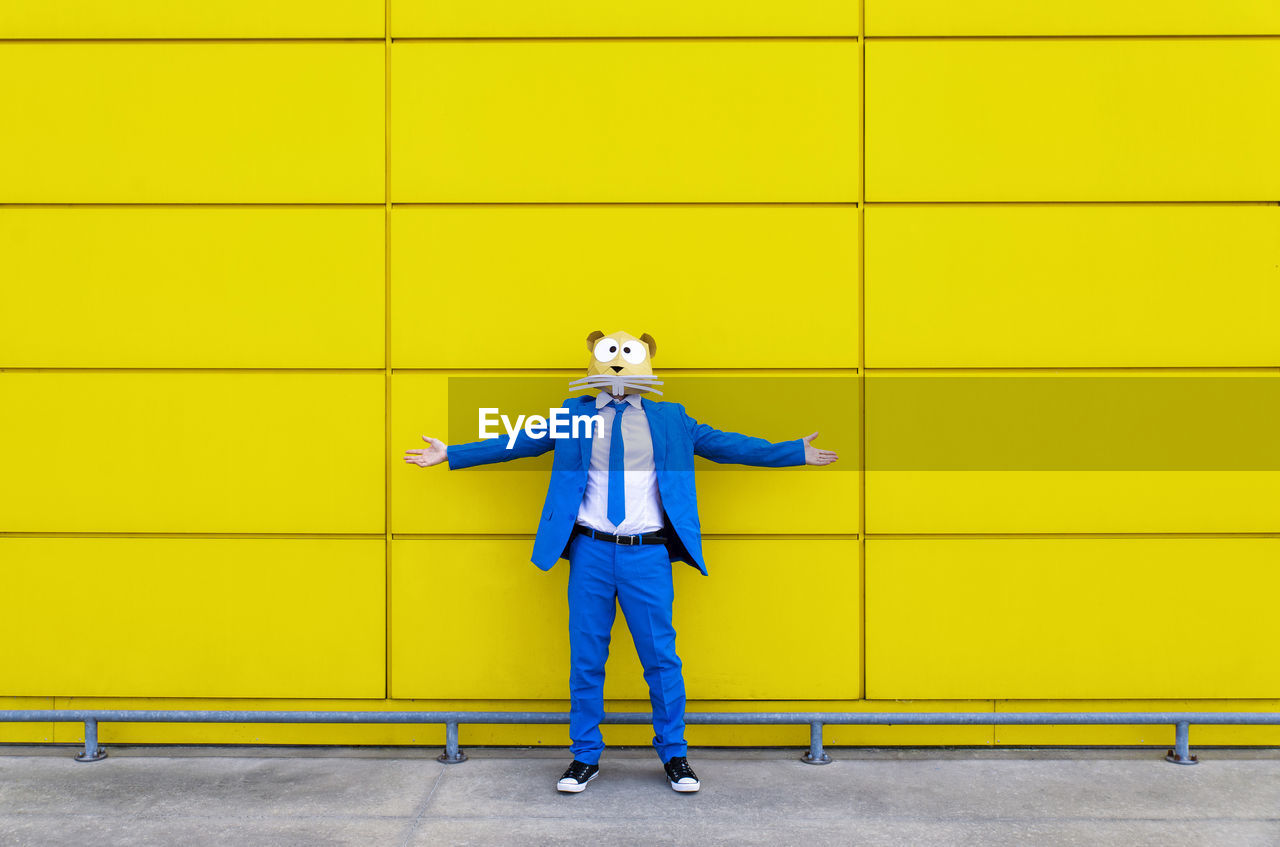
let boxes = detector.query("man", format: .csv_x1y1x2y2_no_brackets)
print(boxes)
405,330,838,793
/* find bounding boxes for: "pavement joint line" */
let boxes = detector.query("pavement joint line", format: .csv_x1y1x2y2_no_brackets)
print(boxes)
1,809,1278,821
338,814,1280,824
0,812,424,822
4,812,1278,825
397,761,447,847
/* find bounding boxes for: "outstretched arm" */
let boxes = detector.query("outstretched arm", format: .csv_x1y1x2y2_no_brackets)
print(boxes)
683,408,839,467
404,426,555,470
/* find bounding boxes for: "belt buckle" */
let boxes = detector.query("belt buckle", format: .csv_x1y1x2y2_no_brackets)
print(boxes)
617,534,635,545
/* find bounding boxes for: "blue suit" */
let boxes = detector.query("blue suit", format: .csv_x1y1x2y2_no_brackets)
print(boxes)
446,393,806,763
446,394,807,574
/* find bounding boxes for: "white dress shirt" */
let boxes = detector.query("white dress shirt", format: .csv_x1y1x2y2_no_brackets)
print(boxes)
575,392,665,535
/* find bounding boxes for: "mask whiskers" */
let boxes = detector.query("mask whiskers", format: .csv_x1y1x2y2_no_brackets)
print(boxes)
568,374,664,396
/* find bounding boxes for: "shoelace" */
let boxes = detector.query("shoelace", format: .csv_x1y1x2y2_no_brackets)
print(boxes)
666,757,697,780
562,761,594,781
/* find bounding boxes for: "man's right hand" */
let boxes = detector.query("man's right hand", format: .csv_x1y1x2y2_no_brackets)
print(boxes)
404,435,448,468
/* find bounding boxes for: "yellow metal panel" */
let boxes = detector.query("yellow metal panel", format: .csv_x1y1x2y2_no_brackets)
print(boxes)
391,40,859,202
866,538,1280,700
391,205,859,369
1,538,385,698
865,39,1280,201
865,205,1280,368
867,0,1280,35
0,207,384,368
0,372,384,532
1,0,382,37
393,0,858,36
390,538,860,700
0,697,53,743
868,470,1280,534
995,700,1280,746
865,371,1280,534
392,373,859,535
0,43,383,203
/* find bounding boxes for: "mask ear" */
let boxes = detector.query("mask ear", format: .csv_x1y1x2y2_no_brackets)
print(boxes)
640,333,657,358
586,330,605,351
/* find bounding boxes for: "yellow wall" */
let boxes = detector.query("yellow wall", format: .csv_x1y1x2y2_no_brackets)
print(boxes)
3,1,1278,750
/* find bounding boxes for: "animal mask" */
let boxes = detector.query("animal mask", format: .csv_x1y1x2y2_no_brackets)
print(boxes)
568,330,663,396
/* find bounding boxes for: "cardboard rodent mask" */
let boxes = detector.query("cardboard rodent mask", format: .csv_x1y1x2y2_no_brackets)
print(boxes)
569,330,663,396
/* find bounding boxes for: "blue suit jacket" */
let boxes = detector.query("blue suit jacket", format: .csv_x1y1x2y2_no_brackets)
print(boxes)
446,394,806,575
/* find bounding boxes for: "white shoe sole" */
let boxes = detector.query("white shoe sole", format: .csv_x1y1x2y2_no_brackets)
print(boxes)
557,771,599,793
669,780,701,793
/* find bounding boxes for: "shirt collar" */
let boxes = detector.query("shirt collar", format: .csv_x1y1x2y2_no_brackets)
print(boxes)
595,391,643,410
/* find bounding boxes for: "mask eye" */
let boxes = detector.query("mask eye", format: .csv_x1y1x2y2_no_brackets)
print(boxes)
620,342,646,365
593,337,619,363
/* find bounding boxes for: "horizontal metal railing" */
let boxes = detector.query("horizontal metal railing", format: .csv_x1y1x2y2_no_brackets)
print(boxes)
4,710,1280,766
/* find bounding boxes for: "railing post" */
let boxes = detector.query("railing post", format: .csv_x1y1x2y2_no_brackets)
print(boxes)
1165,720,1198,765
74,717,107,762
437,719,468,764
801,720,832,765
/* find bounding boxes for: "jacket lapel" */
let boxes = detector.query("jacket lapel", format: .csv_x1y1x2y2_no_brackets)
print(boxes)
577,394,596,470
641,396,667,470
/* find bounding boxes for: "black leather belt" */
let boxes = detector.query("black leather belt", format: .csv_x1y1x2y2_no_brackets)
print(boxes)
573,524,667,546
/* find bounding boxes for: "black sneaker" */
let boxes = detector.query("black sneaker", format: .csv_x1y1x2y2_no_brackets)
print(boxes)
664,756,700,792
556,759,600,793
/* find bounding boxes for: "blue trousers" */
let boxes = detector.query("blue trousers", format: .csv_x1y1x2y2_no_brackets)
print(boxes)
566,531,687,765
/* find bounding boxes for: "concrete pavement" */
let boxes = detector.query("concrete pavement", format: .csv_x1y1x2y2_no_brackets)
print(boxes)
2,745,1278,846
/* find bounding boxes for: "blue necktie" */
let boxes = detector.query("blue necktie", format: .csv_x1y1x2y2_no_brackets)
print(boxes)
607,400,628,527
